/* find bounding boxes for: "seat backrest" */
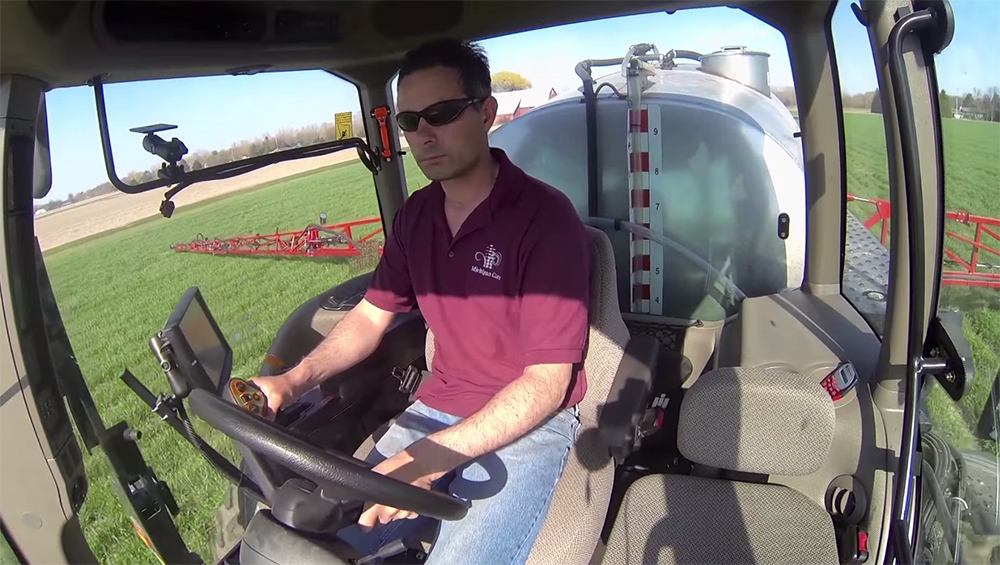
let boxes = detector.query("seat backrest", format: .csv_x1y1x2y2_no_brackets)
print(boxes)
528,226,630,563
425,226,628,564
677,367,836,476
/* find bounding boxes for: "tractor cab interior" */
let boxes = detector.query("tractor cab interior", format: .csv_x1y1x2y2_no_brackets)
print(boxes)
0,1,982,565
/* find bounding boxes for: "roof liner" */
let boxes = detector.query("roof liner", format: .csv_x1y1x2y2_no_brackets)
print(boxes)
0,0,767,89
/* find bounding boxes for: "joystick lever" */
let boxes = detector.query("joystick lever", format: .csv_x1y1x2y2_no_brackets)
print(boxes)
228,378,268,416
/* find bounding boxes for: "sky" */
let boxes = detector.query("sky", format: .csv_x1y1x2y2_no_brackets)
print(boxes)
41,0,999,204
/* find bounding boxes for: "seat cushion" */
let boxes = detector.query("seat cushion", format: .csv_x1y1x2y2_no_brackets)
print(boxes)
605,474,839,565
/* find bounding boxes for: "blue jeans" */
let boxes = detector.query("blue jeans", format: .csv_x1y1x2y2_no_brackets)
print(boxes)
337,400,580,565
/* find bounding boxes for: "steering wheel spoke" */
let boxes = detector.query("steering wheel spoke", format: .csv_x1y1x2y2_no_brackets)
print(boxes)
187,389,468,522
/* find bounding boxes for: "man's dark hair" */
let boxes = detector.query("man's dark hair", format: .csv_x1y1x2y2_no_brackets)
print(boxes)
398,38,492,99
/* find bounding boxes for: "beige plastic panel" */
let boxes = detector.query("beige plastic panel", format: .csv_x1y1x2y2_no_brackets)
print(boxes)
621,312,726,383
716,289,892,554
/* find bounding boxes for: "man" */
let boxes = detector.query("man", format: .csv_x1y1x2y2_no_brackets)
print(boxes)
252,38,591,565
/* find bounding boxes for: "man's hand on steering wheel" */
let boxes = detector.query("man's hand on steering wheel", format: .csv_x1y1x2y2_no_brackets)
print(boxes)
358,437,462,531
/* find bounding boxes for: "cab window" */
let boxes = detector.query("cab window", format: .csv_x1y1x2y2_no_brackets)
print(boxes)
831,0,893,335
37,70,381,564
480,8,802,323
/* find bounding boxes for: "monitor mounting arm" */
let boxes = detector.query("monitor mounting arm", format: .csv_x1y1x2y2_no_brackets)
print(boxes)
130,123,189,184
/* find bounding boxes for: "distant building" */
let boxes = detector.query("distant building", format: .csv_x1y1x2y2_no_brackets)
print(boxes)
493,87,558,125
956,106,986,120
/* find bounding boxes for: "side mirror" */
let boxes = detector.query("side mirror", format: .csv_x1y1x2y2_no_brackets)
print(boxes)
926,310,974,401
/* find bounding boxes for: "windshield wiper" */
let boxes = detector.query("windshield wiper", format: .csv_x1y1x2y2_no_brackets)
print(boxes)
89,75,382,217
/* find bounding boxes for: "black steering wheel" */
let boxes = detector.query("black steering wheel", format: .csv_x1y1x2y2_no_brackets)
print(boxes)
187,389,469,522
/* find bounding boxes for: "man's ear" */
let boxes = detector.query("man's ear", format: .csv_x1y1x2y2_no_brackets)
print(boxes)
481,96,498,131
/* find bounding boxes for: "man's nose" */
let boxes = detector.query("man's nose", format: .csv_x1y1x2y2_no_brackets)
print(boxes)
403,129,434,149
413,117,440,138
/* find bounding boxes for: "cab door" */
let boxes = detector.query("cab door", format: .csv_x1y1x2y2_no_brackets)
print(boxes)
861,1,999,563
0,74,97,564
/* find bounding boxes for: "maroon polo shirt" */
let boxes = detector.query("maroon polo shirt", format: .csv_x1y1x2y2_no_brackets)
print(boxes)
364,148,591,418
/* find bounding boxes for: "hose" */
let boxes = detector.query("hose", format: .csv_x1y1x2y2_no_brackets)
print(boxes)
594,83,626,99
921,460,963,564
668,49,703,63
175,405,268,505
575,61,600,217
919,430,967,564
583,217,747,302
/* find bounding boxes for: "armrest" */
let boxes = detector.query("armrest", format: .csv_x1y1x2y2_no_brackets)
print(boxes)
598,335,660,462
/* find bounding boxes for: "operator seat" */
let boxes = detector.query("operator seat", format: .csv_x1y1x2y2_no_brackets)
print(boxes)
604,367,840,564
357,225,631,564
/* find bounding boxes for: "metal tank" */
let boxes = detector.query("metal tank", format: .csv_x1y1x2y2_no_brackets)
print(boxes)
489,44,804,323
700,45,772,97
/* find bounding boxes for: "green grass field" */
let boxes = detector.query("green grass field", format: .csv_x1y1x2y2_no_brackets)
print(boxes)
32,113,998,565
36,156,430,565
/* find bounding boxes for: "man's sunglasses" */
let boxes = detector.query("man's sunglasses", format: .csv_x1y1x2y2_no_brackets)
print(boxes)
396,97,487,132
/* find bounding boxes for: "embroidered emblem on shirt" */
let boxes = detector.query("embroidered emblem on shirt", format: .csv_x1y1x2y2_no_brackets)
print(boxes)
472,245,502,280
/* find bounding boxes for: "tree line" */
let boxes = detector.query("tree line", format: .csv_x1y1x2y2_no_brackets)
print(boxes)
39,113,367,213
492,71,532,93
771,84,1000,122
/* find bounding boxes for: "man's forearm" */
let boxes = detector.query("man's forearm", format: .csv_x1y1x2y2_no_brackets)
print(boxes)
420,364,572,473
288,301,391,394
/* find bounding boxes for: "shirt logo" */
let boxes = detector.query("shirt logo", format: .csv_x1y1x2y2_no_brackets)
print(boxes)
472,245,503,280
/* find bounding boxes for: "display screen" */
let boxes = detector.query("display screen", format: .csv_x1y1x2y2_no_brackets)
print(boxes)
178,295,228,389
163,287,232,394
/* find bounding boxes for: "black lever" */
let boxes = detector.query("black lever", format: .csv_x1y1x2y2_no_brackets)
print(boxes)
119,369,267,505
355,538,426,565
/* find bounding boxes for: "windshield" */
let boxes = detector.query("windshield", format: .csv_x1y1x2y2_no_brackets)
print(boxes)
913,3,999,562
35,70,391,564
488,21,803,323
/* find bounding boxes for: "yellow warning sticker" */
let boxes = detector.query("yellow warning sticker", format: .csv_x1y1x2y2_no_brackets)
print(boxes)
335,112,353,140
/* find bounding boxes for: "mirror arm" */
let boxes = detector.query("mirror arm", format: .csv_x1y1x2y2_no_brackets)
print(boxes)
91,75,159,194
89,75,383,201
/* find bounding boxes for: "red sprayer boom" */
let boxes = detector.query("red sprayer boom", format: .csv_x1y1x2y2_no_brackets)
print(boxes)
847,194,999,289
172,217,383,258
174,198,998,289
